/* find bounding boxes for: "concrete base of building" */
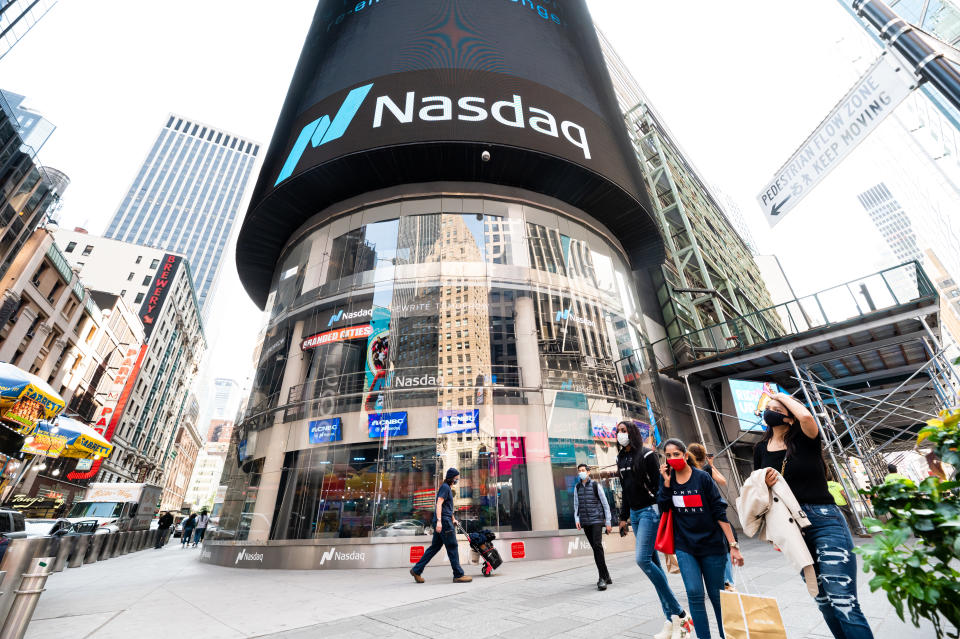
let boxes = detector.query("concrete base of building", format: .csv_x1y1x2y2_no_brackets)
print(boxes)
199,528,635,570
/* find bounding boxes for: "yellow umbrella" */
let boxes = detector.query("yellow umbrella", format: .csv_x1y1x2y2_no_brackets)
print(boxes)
0,362,65,434
23,416,113,460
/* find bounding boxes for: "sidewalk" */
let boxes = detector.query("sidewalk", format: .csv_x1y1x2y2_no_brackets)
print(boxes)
28,536,942,639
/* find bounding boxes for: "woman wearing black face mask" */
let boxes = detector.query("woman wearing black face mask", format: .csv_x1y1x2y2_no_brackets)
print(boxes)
754,393,874,639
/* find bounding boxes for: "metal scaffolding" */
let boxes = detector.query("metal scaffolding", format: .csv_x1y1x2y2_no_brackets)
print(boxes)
657,261,954,531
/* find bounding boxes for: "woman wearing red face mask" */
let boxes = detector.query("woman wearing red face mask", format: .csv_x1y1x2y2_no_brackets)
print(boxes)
658,438,744,639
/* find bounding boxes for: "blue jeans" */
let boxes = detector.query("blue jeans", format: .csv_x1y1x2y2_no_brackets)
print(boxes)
411,526,464,578
723,554,734,585
630,506,683,619
675,549,727,639
801,504,874,639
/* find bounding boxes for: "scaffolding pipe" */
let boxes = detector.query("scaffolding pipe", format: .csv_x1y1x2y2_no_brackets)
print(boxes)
683,374,709,446
803,369,869,533
919,315,960,394
705,386,744,493
787,351,864,533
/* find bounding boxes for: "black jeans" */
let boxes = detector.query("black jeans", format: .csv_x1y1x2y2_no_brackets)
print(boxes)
155,528,169,548
582,523,610,581
411,526,464,578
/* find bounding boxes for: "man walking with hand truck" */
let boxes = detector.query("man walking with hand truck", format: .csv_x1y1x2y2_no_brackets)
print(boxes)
410,468,473,583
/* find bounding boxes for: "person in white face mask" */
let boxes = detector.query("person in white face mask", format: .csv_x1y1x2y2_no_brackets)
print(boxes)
572,464,612,590
615,421,691,635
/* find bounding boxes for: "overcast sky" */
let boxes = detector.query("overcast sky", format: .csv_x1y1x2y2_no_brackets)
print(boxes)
1,0,944,397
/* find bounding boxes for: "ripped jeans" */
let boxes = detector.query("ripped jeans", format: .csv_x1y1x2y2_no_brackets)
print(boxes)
800,504,874,639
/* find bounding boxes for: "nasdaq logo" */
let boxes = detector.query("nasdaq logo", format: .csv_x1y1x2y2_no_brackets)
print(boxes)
327,310,343,326
275,83,375,186
555,308,595,327
560,380,574,391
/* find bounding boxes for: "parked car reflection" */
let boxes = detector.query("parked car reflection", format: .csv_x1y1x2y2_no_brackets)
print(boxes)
373,520,426,537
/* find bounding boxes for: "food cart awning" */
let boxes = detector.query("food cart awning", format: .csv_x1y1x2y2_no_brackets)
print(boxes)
0,362,65,434
23,416,113,460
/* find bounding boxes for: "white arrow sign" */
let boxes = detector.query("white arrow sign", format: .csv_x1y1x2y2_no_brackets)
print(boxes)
758,52,915,227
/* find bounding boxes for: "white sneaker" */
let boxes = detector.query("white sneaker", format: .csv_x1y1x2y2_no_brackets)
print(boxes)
670,615,685,639
653,620,673,639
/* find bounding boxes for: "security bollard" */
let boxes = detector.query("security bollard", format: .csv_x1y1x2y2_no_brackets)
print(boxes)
0,556,54,639
84,535,106,565
111,533,124,558
140,530,150,550
67,537,87,569
134,531,145,551
99,533,116,561
52,536,75,573
120,531,133,555
0,538,49,626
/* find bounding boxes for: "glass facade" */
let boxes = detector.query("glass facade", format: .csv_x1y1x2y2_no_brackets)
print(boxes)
219,194,665,542
104,115,259,310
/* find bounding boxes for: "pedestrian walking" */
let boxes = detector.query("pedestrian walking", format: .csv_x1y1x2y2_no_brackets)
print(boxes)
181,513,197,548
883,462,910,483
754,392,875,639
687,443,736,591
658,438,745,639
193,509,209,546
573,463,612,590
614,421,691,633
155,511,174,548
409,468,472,583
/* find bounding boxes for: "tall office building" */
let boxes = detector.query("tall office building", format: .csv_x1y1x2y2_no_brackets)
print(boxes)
0,90,64,280
858,183,923,264
0,0,57,61
104,114,260,311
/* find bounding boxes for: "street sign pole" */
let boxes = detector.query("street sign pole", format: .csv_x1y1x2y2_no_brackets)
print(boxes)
854,0,960,113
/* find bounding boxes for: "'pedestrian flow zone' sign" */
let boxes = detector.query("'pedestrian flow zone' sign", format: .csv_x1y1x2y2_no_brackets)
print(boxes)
757,52,915,228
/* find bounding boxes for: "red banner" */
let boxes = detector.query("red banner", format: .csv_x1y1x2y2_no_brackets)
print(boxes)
67,345,147,481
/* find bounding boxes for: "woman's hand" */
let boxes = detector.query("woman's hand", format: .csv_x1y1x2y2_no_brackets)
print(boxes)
764,468,778,487
660,463,671,487
435,523,442,534
731,546,745,567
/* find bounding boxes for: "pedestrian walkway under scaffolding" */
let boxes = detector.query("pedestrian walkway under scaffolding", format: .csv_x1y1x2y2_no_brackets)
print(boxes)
653,261,958,528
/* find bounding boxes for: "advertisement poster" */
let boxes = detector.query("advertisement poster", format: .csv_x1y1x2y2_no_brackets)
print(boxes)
635,420,660,447
438,409,480,434
308,418,342,444
368,412,408,438
590,414,618,440
363,306,391,412
729,379,783,432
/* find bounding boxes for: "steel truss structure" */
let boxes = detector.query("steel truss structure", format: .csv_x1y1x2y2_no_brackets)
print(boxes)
598,32,782,361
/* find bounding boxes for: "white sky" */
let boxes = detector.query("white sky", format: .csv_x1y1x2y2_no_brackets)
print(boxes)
1,0,948,400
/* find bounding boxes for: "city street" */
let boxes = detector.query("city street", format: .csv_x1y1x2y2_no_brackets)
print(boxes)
28,537,939,639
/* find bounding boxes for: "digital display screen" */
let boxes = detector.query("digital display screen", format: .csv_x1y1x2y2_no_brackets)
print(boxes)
368,411,408,437
438,409,480,434
309,418,342,444
729,379,784,432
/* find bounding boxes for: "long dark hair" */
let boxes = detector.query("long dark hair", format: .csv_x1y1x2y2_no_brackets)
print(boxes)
758,399,828,476
616,420,644,453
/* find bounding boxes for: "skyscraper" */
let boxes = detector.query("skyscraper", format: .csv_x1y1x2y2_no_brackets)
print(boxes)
0,0,57,61
858,183,923,264
104,114,260,310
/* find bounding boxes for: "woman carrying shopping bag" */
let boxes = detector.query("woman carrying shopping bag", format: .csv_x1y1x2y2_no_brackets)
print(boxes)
658,438,744,639
754,392,874,639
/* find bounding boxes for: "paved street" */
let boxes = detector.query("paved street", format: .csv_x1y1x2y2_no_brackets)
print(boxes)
27,536,942,639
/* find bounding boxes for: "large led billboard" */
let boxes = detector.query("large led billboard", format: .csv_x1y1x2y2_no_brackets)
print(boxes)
237,0,664,306
727,379,785,432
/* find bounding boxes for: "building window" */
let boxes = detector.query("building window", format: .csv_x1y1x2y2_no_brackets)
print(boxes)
134,292,144,304
149,259,159,269
120,289,126,297
142,276,151,286
64,242,76,253
82,245,93,256
127,272,134,281
135,256,142,264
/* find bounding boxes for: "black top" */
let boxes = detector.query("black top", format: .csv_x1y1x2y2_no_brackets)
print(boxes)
656,468,729,556
754,431,834,505
432,483,455,528
617,446,660,520
702,462,715,478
